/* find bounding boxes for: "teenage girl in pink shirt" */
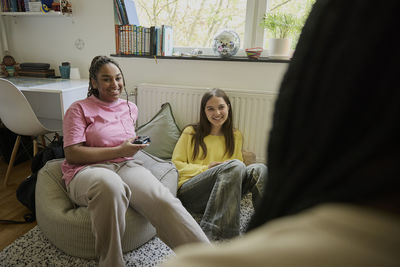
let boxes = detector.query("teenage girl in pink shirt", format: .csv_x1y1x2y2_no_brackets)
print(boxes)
61,56,209,267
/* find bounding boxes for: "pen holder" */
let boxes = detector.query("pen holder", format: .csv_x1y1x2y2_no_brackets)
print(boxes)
59,65,70,79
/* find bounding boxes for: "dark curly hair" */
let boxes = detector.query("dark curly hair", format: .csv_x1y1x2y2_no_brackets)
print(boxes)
87,55,126,98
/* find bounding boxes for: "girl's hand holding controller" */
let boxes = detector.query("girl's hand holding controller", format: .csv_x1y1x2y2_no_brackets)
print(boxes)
133,135,151,145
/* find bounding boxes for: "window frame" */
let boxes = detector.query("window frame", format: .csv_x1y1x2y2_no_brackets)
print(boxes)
172,0,268,57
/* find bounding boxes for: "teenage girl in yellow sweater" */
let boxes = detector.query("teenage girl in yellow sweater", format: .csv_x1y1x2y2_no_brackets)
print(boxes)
172,88,267,240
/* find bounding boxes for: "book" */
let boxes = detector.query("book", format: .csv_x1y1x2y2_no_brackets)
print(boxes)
9,0,18,12
113,0,123,24
124,0,139,25
162,25,173,56
18,69,55,78
157,26,163,56
120,25,127,54
144,27,150,55
115,0,127,25
133,25,138,55
124,24,129,54
115,25,120,54
138,26,143,56
119,0,128,25
150,26,155,56
23,0,29,11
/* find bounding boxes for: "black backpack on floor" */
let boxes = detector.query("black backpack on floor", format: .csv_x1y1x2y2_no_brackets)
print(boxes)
0,136,64,224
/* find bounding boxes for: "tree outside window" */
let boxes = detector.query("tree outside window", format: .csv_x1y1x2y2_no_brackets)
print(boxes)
135,0,247,48
133,0,315,53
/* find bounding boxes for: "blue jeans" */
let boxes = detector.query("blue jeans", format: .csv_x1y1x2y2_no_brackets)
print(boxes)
178,160,267,240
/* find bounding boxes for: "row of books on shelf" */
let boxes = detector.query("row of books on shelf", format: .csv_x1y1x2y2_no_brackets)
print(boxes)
1,0,30,12
115,24,174,57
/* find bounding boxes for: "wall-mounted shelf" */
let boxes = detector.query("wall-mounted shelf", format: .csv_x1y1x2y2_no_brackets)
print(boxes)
0,11,66,17
111,54,290,63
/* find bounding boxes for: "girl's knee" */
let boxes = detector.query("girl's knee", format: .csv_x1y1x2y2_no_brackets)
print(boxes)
89,177,131,202
224,159,246,172
216,160,245,185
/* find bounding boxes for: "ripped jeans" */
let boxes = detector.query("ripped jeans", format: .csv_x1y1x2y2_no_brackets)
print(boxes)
177,159,267,240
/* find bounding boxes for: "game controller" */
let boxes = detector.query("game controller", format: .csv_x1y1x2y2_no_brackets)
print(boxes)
133,135,151,144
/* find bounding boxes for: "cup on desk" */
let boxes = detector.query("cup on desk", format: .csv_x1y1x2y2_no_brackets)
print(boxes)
69,67,81,80
6,66,15,77
59,65,70,79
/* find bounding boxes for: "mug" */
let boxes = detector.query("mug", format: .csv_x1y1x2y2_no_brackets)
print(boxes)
59,65,70,79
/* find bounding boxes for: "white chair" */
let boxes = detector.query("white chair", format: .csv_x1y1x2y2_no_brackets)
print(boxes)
0,78,62,186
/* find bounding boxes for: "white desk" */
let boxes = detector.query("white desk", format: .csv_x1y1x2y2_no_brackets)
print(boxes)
5,77,88,121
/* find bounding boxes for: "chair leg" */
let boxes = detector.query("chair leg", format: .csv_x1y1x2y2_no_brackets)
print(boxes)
4,135,21,186
33,138,38,156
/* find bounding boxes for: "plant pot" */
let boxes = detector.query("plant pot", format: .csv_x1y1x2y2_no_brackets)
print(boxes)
268,38,291,58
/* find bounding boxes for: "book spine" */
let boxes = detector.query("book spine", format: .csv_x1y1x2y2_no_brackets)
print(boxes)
116,0,126,25
113,0,123,24
133,25,137,55
128,24,133,55
165,25,173,56
138,26,142,56
161,25,165,56
10,0,17,12
121,25,126,54
158,25,163,56
115,25,120,54
127,25,130,54
125,24,131,55
125,24,129,54
142,26,145,56
120,0,128,24
23,0,29,11
145,27,151,56
150,26,155,56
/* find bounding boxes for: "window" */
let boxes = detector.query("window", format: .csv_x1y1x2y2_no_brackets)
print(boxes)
264,0,316,50
131,0,315,56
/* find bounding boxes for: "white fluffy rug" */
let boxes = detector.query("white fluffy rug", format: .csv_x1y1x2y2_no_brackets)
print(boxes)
0,194,254,267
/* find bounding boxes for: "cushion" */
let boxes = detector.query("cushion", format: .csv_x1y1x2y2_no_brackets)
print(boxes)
136,102,181,160
35,150,178,259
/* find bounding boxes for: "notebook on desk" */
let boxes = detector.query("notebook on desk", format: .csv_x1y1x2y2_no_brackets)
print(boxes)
18,69,55,78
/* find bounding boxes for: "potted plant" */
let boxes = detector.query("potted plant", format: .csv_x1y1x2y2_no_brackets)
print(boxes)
261,12,300,58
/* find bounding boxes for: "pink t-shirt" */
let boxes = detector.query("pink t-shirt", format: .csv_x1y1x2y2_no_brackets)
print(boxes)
61,95,138,185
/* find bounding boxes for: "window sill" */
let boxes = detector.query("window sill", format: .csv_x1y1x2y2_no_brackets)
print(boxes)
110,54,290,63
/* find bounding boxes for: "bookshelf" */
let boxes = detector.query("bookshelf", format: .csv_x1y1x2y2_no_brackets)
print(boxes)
111,54,290,63
0,0,72,17
0,11,64,16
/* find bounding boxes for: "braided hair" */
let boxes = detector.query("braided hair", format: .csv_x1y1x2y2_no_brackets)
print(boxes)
87,55,126,98
248,0,400,230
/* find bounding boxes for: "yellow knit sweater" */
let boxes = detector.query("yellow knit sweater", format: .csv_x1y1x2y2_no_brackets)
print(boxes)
172,126,244,188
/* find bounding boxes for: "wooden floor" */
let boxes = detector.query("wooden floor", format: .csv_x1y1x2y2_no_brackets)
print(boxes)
0,157,37,251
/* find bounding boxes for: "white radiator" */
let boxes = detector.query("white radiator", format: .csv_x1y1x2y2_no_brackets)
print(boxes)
136,83,277,163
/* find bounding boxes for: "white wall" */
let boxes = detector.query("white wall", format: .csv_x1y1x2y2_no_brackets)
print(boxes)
1,0,288,93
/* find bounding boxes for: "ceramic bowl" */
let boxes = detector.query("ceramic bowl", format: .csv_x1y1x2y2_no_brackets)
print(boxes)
245,47,263,60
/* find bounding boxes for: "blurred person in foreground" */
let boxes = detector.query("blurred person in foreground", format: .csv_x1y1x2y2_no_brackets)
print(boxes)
161,0,400,266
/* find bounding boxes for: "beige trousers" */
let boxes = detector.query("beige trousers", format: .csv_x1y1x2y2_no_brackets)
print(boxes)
67,160,209,267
